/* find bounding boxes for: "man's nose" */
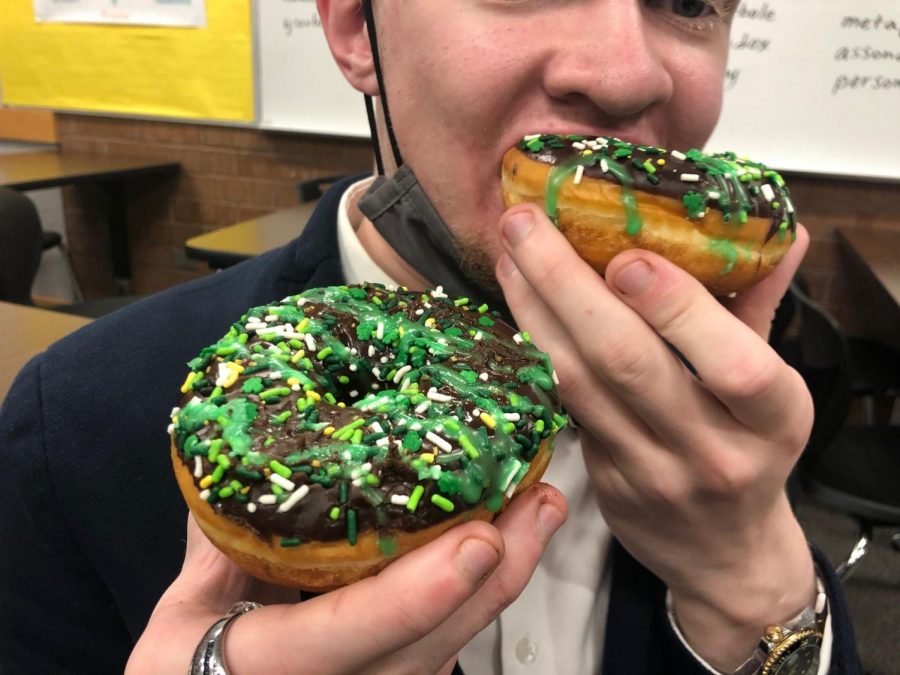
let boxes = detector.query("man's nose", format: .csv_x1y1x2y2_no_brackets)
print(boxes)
540,2,674,120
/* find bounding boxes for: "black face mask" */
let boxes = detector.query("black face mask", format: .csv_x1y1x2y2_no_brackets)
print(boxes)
357,165,512,322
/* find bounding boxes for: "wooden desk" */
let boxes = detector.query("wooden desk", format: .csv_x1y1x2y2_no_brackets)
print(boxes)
0,151,180,293
837,227,900,307
185,204,315,269
0,302,92,401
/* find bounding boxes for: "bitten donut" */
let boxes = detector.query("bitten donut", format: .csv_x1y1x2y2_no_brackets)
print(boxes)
170,283,566,592
502,134,798,295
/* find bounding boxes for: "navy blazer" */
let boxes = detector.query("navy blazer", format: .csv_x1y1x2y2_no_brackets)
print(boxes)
0,176,859,674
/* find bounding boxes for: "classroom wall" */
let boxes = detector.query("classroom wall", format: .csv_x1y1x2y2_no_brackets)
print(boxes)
55,113,900,341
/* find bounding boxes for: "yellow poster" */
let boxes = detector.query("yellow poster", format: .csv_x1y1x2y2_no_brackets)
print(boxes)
0,0,253,122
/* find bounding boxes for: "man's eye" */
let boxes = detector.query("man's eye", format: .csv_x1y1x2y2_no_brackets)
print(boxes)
668,0,714,18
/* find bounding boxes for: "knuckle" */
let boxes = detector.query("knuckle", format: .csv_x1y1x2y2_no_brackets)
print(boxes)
719,353,781,402
592,337,654,390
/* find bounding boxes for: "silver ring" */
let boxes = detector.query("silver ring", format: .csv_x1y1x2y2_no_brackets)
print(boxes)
190,601,263,675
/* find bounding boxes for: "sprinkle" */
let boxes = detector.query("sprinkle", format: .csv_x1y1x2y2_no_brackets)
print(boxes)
479,372,489,381
454,297,469,307
258,494,278,505
680,173,701,182
270,460,292,478
193,456,203,478
407,485,425,511
479,412,497,429
427,387,453,402
393,365,412,383
280,537,301,548
513,333,524,344
180,371,198,394
574,165,585,185
376,322,384,340
347,509,358,545
671,150,687,161
425,431,452,452
304,334,316,352
552,370,560,385
414,400,431,415
316,347,333,360
474,331,483,341
390,494,410,506
431,494,455,512
785,198,795,214
420,452,435,464
458,434,479,459
277,484,310,512
199,475,213,489
247,503,257,513
504,412,521,422
306,390,321,402
269,473,296,491
330,506,341,520
199,489,211,501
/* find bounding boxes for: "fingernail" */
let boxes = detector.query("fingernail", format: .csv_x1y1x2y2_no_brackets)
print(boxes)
457,538,501,582
503,210,533,246
612,260,654,297
496,252,519,279
537,503,566,540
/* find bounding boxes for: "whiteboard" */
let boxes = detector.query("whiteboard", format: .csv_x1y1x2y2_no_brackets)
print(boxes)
254,0,900,179
254,0,369,137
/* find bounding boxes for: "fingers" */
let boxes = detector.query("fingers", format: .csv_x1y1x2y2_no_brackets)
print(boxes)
226,519,506,674
386,484,567,672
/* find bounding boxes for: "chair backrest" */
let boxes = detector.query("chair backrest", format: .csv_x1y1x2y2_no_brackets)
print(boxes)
784,283,855,465
0,187,43,305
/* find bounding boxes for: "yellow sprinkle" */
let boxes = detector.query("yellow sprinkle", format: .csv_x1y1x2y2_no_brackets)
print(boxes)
323,426,336,436
287,377,300,386
291,350,306,364
199,476,213,489
425,318,436,328
306,390,321,402
311,460,321,468
229,362,245,374
240,486,250,494
399,326,405,338
656,158,666,166
222,371,240,389
337,402,346,408
180,371,197,394
581,149,593,156
297,318,309,332
479,412,497,429
421,453,435,464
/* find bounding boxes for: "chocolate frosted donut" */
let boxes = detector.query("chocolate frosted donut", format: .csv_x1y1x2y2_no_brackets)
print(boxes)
170,283,566,591
502,134,798,295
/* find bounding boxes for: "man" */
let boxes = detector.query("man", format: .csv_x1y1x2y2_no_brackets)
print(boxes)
0,1,859,673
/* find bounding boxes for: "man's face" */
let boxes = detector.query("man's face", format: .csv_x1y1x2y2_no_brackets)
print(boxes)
374,1,735,288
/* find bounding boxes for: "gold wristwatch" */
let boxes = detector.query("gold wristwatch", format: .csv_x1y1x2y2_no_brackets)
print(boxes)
733,589,827,675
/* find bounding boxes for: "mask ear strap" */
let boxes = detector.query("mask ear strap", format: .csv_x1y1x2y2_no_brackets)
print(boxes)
362,0,403,175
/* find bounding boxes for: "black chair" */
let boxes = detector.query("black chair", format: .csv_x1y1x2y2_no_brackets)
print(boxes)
297,175,346,204
778,283,900,579
0,187,44,305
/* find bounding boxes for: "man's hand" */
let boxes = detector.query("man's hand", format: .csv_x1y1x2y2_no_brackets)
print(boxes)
495,203,816,671
127,483,566,675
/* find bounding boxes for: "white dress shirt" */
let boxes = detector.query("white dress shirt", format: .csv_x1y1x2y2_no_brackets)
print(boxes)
335,179,831,675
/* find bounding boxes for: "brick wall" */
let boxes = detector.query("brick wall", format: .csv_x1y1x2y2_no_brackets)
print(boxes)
57,114,900,340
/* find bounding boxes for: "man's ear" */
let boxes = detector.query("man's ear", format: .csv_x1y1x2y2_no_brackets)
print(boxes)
318,0,379,96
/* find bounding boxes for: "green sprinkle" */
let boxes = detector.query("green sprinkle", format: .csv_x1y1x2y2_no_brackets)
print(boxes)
218,486,234,499
273,410,292,424
407,485,425,511
329,506,341,520
270,460,292,478
477,303,489,314
280,537,301,547
324,392,337,405
337,375,350,384
403,431,422,451
454,297,469,307
260,387,291,400
431,494,455,512
317,347,333,360
459,434,479,459
347,509,358,546
478,316,495,327
235,467,262,481
211,465,226,484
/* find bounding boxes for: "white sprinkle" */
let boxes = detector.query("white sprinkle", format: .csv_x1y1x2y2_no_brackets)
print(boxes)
502,460,523,491
505,481,519,500
415,308,424,315
572,141,586,150
258,494,278,505
376,437,391,447
410,422,422,431
426,431,453,452
431,286,448,299
265,314,279,322
350,389,359,397
296,297,308,306
215,362,231,387
166,423,175,435
269,474,296,491
552,369,560,385
304,334,316,352
523,134,541,141
350,348,358,355
600,158,609,173
247,503,257,513
277,484,310,512
352,478,363,487
785,198,795,214
504,412,521,422
394,365,412,383
390,494,410,506
474,331,483,341
380,356,389,364
472,408,481,417
268,371,283,380
370,421,384,434
193,457,203,478
372,383,380,390
245,321,267,331
424,301,432,309
680,173,701,183
479,372,489,381
368,345,376,358
372,367,381,379
414,400,432,415
574,165,585,185
761,183,776,202
291,384,301,391
437,338,448,346
400,377,412,391
376,322,384,340
671,150,687,161
188,396,204,407
199,489,211,501
427,387,452,402
513,333,524,344
170,406,181,417
708,191,720,201
349,363,358,372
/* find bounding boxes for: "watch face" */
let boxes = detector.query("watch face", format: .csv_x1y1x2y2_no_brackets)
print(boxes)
774,643,820,675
